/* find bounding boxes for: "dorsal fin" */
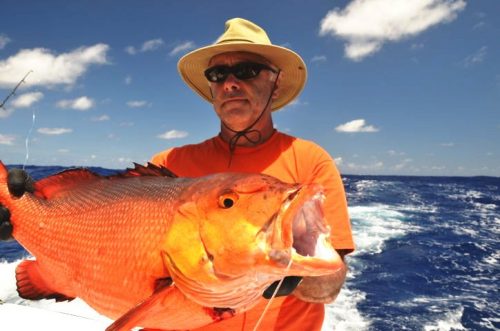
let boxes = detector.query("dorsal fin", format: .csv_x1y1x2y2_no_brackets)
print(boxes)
34,163,177,199
34,168,101,199
118,162,178,179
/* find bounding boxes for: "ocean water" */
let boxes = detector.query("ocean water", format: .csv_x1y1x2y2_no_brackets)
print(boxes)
1,166,499,331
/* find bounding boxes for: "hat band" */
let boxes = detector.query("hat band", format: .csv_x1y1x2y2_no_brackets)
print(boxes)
217,38,264,45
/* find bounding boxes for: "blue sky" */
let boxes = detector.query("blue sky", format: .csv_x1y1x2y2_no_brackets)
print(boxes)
0,0,498,176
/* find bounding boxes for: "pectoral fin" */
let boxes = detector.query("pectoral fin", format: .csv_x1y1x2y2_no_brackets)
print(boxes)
105,284,175,331
106,283,227,331
15,260,74,302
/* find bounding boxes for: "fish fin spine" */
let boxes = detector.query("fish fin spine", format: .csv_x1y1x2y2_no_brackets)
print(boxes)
15,260,74,302
121,162,178,178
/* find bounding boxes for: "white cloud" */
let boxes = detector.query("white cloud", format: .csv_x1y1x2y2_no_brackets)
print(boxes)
320,0,466,61
11,91,44,108
463,46,487,67
394,158,413,170
157,130,188,140
440,142,455,147
126,39,165,55
472,21,485,30
335,119,379,133
411,43,425,50
169,41,196,56
334,157,343,166
126,100,150,108
37,127,73,135
124,75,132,85
0,108,14,118
0,34,11,50
286,98,308,109
117,157,133,163
346,161,384,171
141,39,164,52
0,133,15,145
58,148,70,153
311,55,327,63
57,96,94,110
0,43,109,88
91,114,110,121
387,150,406,156
125,46,137,55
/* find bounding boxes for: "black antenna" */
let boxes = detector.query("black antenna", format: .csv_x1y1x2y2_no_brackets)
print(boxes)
0,70,33,110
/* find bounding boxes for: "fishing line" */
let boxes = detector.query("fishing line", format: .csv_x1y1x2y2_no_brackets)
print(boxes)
22,109,36,170
252,256,294,331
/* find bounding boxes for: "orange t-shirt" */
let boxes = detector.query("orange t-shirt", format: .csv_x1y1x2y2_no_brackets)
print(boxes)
151,130,354,331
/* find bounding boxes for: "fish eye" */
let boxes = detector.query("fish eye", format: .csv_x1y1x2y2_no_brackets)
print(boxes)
218,192,239,209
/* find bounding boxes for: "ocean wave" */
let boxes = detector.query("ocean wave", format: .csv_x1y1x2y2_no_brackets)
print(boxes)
349,205,420,256
323,287,370,331
423,306,466,331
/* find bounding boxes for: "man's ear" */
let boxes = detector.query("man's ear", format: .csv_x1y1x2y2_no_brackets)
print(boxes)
271,71,283,100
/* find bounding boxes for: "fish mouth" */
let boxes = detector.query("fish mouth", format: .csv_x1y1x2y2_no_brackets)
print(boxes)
267,185,341,275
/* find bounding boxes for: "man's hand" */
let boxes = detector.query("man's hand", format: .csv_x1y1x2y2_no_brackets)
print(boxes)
0,168,34,240
293,251,349,303
8,168,34,198
0,205,13,240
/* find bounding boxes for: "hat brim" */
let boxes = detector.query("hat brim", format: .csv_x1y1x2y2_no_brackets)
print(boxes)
178,42,307,111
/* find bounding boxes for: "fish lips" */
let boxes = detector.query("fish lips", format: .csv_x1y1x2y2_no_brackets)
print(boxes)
266,184,341,276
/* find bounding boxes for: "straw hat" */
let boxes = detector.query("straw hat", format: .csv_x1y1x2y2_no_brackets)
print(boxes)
177,18,307,111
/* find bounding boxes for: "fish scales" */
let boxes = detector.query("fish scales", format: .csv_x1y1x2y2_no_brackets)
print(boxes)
11,175,186,317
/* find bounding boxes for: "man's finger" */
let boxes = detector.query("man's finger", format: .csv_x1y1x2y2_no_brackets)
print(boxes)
0,205,13,240
7,168,34,198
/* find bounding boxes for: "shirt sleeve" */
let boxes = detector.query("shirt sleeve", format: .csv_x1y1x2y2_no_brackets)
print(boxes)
150,148,174,167
300,143,355,252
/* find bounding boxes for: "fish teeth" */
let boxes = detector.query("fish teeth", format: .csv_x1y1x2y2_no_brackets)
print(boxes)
313,233,335,260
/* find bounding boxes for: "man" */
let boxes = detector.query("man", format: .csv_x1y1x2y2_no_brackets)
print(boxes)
151,18,354,330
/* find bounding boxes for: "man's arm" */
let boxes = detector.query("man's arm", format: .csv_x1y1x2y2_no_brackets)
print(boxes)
292,249,350,303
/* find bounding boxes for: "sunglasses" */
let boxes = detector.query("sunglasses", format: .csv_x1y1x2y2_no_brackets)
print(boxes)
204,62,277,83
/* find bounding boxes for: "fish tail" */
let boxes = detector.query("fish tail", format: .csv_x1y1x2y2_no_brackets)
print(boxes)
0,161,10,207
0,161,7,182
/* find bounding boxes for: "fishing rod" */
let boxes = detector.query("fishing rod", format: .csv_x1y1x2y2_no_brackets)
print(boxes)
0,70,36,169
0,70,33,110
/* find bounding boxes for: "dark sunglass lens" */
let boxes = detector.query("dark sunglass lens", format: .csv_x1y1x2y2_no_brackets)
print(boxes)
234,63,262,80
205,66,229,82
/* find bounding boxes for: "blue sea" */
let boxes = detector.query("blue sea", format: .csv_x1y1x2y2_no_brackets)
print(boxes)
1,166,499,331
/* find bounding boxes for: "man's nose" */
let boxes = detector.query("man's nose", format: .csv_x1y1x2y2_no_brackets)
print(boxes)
223,74,240,92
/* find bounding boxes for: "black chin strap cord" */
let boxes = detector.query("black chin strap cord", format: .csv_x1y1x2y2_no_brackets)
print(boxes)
216,70,281,168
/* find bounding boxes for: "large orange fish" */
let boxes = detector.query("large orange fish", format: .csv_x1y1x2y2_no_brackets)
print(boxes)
0,161,342,330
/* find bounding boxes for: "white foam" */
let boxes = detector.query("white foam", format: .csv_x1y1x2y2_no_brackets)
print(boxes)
483,251,499,266
423,306,466,331
322,287,370,331
348,205,417,255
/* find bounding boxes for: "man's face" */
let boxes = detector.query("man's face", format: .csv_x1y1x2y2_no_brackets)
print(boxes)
208,52,279,131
